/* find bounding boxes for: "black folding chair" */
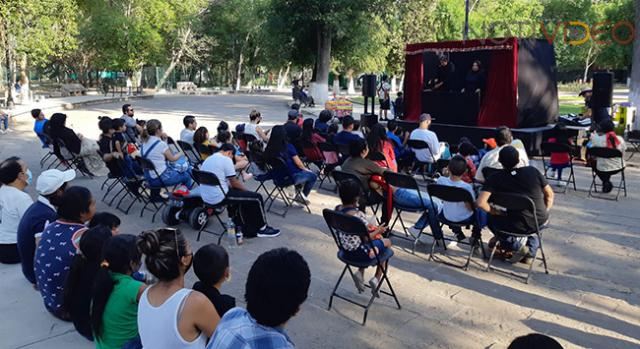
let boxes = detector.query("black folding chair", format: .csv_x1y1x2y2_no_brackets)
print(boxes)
383,171,434,253
192,169,229,244
136,157,170,222
541,142,577,193
177,140,202,168
322,209,401,325
39,134,60,169
587,147,627,201
485,192,549,284
248,151,274,199
407,139,435,180
625,130,640,160
317,142,339,191
332,170,382,221
53,138,94,177
264,157,311,217
426,184,486,270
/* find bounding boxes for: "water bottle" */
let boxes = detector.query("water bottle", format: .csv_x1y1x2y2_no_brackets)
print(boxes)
226,217,236,248
235,225,244,246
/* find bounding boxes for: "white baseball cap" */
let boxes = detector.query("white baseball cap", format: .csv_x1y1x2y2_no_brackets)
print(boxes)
36,169,76,195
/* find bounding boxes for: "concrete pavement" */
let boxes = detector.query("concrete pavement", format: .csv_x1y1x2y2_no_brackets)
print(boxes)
0,93,639,349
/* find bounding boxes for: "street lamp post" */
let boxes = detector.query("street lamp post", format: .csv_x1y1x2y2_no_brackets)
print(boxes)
464,0,470,41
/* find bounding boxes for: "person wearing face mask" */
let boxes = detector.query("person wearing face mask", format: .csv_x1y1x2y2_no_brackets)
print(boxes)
34,186,96,320
17,169,75,285
0,157,34,264
137,228,220,349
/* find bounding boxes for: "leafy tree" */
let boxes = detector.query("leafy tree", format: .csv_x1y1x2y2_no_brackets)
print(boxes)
629,0,640,108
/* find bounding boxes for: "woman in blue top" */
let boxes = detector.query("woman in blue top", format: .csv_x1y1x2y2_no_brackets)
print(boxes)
264,126,317,202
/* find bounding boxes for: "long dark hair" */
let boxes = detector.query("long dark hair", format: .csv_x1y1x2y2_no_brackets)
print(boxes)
366,123,387,154
91,234,141,337
264,125,288,160
137,228,189,282
302,118,315,140
193,127,209,146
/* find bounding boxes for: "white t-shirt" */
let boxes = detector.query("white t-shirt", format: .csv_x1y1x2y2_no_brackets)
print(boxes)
200,152,236,205
180,129,195,145
475,143,530,182
410,128,441,163
435,176,475,222
141,136,169,178
244,123,260,140
378,82,390,100
590,133,626,172
0,185,33,244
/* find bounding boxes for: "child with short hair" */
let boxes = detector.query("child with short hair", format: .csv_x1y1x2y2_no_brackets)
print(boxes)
547,124,573,180
192,244,236,317
335,179,391,296
89,212,121,235
435,155,486,242
457,142,478,183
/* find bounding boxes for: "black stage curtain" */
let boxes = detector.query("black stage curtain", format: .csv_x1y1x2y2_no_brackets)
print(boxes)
517,39,559,127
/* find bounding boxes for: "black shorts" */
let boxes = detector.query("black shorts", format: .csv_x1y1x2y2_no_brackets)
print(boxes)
379,99,390,110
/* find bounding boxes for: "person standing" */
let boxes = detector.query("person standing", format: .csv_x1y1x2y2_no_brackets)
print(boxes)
0,157,33,264
378,75,391,121
17,169,75,285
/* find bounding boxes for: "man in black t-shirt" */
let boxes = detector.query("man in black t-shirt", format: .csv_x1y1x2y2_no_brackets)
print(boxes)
476,146,554,263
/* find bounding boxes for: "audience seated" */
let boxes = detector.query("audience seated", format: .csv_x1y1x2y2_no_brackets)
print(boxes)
207,248,310,349
48,113,107,176
476,146,554,263
193,126,217,160
245,110,270,142
314,109,333,135
17,169,74,284
0,109,11,133
264,126,317,202
508,333,563,349
457,142,478,183
284,109,303,153
479,137,497,159
35,186,96,319
333,115,363,146
409,113,444,165
198,143,280,238
31,108,49,146
120,104,142,143
193,244,235,317
137,228,220,348
475,127,529,182
335,179,392,295
545,124,573,181
89,212,121,235
140,119,193,197
0,157,34,264
301,118,326,165
435,156,486,241
92,234,146,349
64,225,113,341
180,115,197,145
590,120,626,193
367,123,397,172
216,130,252,181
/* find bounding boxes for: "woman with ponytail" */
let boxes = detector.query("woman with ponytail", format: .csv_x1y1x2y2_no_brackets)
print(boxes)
136,228,219,349
590,120,626,193
91,234,145,349
64,225,113,341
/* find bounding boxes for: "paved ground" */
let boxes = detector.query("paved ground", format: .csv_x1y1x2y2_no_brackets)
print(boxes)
1,93,639,349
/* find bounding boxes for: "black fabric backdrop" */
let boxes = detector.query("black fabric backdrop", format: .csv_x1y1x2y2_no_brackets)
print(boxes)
517,39,559,127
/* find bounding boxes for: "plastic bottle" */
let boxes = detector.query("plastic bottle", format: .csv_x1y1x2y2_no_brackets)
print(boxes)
235,225,244,245
226,217,236,248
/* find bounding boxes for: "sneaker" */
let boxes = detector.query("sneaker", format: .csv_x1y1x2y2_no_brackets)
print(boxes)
368,276,381,298
352,271,365,293
507,244,530,264
602,181,613,193
408,226,423,236
5,128,13,133
0,129,5,134
454,230,466,242
257,226,281,238
299,192,311,204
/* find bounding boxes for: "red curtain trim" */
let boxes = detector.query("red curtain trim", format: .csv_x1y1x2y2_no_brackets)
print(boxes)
406,45,513,55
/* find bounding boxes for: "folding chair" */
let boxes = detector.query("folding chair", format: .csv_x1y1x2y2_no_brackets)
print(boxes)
426,184,486,270
322,209,401,325
540,142,577,193
248,151,273,199
383,171,434,253
39,134,59,169
485,192,549,284
332,170,382,221
136,157,170,222
587,147,627,201
317,142,339,191
54,138,94,177
264,157,311,217
625,130,640,160
177,140,202,168
367,151,389,168
191,169,229,244
407,139,435,180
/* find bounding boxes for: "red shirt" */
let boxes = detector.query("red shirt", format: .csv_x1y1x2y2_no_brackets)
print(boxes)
460,156,476,183
548,137,571,165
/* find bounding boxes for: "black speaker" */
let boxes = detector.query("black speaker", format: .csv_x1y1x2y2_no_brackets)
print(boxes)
591,72,613,108
360,113,378,129
362,74,377,97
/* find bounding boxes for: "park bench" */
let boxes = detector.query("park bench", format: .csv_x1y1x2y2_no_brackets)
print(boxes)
61,83,87,97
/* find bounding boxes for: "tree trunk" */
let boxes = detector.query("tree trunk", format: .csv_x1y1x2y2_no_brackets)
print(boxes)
583,44,596,83
156,27,192,91
629,0,640,112
332,72,340,97
347,69,356,94
277,63,290,90
310,24,332,106
19,53,30,103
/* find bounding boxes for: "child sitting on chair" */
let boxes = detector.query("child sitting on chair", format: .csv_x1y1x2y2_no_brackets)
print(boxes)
335,179,391,296
193,244,236,317
546,124,573,180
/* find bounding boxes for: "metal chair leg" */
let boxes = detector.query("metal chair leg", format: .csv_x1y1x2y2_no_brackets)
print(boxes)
328,265,348,311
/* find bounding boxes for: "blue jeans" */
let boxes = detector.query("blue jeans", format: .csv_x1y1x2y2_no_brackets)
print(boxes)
147,165,193,189
293,170,317,196
498,235,539,256
0,115,8,130
445,209,488,237
393,188,443,238
549,163,570,180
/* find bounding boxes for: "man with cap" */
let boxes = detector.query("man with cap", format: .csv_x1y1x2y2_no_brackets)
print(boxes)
475,126,529,183
284,109,303,153
579,88,610,126
17,169,75,285
409,113,443,164
333,115,364,146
